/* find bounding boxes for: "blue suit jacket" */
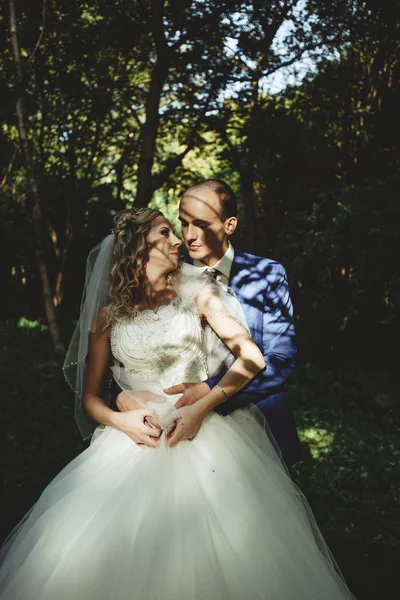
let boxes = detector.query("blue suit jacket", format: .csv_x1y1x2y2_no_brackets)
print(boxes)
198,248,301,469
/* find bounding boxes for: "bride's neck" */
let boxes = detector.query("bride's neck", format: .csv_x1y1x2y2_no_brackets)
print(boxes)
141,267,170,297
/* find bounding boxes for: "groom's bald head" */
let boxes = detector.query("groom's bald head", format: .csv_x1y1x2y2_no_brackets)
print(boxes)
182,179,237,220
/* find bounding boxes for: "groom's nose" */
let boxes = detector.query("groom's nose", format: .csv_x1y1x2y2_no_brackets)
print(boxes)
186,224,197,243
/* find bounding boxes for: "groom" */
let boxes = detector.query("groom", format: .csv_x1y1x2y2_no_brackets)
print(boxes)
116,179,301,470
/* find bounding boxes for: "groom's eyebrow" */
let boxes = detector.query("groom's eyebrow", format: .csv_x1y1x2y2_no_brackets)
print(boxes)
179,216,210,226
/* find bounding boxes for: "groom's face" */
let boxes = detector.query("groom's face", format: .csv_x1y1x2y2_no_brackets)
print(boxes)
179,188,233,265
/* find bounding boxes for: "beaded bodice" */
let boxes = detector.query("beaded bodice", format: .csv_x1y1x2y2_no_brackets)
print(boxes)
107,263,244,431
110,294,208,401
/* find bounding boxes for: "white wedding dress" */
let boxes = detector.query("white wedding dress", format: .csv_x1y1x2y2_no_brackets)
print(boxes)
0,288,355,600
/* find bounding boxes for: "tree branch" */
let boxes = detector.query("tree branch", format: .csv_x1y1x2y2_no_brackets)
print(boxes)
263,43,317,78
0,147,18,191
29,0,47,61
151,143,195,191
170,4,230,52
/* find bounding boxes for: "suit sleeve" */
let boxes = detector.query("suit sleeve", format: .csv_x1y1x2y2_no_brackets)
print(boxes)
206,263,297,414
109,379,122,411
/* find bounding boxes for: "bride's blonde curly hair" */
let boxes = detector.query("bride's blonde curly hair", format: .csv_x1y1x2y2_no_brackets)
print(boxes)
108,207,180,323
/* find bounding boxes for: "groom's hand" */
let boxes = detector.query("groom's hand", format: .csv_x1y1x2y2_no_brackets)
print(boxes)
164,382,210,409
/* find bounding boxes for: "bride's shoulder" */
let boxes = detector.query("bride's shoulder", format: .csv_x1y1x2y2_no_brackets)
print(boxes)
177,263,224,313
178,263,212,296
180,262,199,277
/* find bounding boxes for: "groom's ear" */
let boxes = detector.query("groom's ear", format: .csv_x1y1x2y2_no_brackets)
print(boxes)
225,217,238,236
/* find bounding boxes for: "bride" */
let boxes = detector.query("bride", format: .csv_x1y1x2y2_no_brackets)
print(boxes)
0,207,355,599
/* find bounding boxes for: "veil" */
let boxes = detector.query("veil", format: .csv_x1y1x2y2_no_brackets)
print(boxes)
63,234,114,440
63,236,250,440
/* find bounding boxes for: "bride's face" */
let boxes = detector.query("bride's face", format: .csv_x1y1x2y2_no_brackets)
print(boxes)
146,215,182,272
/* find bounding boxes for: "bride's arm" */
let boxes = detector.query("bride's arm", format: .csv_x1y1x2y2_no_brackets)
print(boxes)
199,290,266,403
167,291,265,446
82,307,162,447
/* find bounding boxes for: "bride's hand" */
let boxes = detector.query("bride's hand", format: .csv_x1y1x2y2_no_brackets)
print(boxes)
118,409,162,448
167,405,204,447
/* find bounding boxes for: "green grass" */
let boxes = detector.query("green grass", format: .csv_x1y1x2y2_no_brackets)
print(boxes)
1,321,399,598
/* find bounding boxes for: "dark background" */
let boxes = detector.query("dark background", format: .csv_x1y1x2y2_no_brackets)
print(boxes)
1,2,399,598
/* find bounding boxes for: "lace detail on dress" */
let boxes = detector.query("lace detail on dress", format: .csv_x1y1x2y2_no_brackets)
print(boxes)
110,293,208,401
109,262,249,427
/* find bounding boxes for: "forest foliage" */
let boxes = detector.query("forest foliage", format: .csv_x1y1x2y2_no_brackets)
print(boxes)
2,5,400,597
1,0,399,365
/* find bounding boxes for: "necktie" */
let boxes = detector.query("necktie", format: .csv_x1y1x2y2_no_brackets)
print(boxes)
206,268,220,280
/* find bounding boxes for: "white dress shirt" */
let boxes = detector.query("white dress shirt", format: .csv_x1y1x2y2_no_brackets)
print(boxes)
194,242,235,286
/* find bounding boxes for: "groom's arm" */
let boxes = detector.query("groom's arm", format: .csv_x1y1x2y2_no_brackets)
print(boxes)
168,263,296,411
207,262,296,414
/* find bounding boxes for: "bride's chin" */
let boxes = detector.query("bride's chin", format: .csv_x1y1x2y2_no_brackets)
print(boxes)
169,257,182,270
164,263,179,277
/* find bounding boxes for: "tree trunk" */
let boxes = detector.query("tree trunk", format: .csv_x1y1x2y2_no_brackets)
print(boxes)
135,0,170,208
9,0,64,352
135,64,167,207
240,165,257,253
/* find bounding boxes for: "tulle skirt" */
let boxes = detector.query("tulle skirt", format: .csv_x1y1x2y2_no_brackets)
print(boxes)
0,409,355,599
